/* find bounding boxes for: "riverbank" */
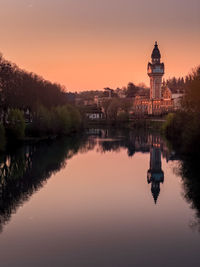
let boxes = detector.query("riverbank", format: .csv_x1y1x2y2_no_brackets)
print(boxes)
0,115,166,152
85,116,166,131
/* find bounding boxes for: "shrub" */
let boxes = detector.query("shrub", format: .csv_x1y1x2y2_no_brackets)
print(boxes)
29,105,52,136
27,104,81,137
7,109,25,139
52,106,71,135
117,111,129,122
66,105,81,130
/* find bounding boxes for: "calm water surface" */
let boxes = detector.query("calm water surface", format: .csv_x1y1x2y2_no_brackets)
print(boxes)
0,129,200,267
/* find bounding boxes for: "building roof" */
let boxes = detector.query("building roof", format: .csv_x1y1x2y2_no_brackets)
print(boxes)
151,41,161,59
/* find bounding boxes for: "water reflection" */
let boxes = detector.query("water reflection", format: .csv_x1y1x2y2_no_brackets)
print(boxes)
95,130,167,204
0,128,200,235
88,128,200,217
147,146,164,204
89,130,166,198
0,135,89,232
179,156,200,232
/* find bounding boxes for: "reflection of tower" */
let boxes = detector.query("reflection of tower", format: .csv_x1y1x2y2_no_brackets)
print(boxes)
147,146,164,204
147,42,164,99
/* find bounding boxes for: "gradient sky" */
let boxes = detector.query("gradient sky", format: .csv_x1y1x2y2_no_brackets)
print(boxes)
0,0,199,91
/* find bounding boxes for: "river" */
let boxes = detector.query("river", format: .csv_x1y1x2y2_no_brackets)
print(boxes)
0,128,199,266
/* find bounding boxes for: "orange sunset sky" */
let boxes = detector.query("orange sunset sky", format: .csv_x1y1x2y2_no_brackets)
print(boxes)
0,0,200,91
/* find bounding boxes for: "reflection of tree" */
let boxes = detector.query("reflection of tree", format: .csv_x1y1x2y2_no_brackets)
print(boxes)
179,157,200,231
0,135,90,232
0,128,172,233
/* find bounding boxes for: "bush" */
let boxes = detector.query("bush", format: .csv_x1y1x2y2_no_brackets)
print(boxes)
163,111,200,155
52,106,71,135
28,105,52,136
162,113,176,136
27,104,81,137
66,105,81,130
117,111,129,122
7,109,25,140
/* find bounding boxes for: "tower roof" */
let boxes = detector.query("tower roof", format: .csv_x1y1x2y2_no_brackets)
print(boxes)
151,181,161,204
151,41,161,59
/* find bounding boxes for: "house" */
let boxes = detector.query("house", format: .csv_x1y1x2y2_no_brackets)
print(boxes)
85,106,104,120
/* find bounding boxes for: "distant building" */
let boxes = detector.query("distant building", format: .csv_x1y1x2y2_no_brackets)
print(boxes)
148,41,164,99
172,93,184,110
85,106,104,120
134,42,181,116
79,42,183,118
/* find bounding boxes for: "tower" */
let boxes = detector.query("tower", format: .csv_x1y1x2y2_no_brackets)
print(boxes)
147,146,164,204
147,42,164,99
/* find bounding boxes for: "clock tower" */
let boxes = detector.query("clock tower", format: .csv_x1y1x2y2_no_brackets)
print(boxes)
147,42,164,99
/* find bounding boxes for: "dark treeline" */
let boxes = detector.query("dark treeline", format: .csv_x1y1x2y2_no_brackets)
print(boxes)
163,66,200,156
76,82,149,102
0,54,67,110
165,77,185,93
0,54,82,145
165,68,200,93
122,82,149,98
103,82,149,98
179,155,200,232
163,66,200,230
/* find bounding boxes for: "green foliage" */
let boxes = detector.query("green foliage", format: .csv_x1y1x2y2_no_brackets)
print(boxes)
28,104,81,137
101,98,132,122
162,113,176,136
0,53,82,141
7,109,25,140
66,105,81,130
163,67,200,154
182,68,200,114
52,106,71,135
36,105,52,134
163,67,200,155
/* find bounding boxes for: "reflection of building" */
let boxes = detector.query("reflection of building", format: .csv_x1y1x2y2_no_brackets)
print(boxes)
85,106,104,120
147,146,164,204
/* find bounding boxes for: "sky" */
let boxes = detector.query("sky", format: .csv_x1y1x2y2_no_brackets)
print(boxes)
0,0,199,91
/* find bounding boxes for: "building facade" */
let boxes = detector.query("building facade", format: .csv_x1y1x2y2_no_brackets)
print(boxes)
148,41,164,99
134,42,176,116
